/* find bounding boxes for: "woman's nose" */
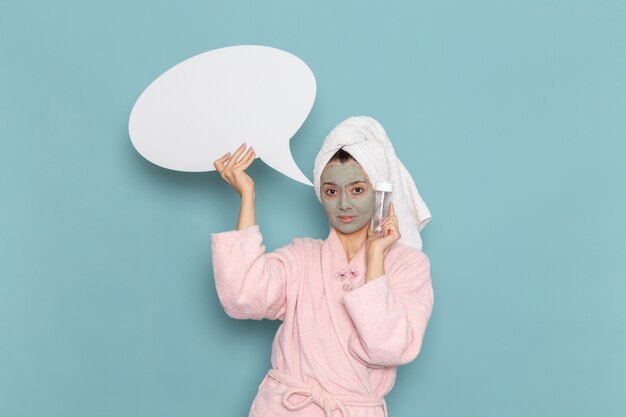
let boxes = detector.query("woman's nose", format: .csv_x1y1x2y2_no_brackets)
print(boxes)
338,192,351,210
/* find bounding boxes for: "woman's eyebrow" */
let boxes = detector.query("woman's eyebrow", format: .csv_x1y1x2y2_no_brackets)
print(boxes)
348,180,368,186
323,180,368,186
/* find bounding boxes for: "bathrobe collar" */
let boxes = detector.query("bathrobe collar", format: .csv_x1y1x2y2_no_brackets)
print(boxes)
326,227,367,269
321,227,373,394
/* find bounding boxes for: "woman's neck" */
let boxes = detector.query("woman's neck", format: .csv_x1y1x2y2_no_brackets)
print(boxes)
335,224,369,262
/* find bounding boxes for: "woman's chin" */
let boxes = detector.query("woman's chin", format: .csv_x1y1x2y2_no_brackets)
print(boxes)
332,220,370,236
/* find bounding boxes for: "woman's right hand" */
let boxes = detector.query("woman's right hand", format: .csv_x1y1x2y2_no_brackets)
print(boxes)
213,143,256,197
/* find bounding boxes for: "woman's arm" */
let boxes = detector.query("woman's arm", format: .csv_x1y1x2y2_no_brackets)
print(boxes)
343,250,433,368
213,143,256,230
237,190,256,230
211,225,300,321
346,203,434,367
212,143,298,321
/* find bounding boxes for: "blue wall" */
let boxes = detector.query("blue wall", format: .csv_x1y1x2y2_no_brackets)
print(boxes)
1,1,625,416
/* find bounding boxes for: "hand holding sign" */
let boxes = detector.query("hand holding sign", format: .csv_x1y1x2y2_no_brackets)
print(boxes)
213,143,256,197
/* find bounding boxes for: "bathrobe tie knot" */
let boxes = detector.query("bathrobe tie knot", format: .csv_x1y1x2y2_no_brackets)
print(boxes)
268,369,387,417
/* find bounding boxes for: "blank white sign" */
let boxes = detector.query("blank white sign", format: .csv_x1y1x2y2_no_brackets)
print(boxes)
129,45,316,185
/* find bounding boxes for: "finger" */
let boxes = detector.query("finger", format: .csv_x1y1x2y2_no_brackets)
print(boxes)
388,202,395,216
224,143,247,168
368,227,382,238
380,216,398,229
379,216,401,240
213,152,231,173
215,151,231,163
381,214,397,223
233,145,253,165
383,221,399,238
238,148,256,170
234,146,255,168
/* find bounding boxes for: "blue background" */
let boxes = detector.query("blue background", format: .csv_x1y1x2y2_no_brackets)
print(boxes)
1,1,625,416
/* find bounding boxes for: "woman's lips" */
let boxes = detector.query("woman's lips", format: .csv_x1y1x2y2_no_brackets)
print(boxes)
338,215,355,224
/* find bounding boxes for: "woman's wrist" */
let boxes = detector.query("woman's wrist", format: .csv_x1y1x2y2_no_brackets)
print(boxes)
240,188,255,201
365,250,385,282
367,246,384,261
236,189,256,230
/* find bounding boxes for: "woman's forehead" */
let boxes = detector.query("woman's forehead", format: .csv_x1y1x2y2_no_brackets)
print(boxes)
321,160,371,184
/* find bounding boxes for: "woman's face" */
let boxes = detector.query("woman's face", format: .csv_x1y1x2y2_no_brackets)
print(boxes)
320,160,375,234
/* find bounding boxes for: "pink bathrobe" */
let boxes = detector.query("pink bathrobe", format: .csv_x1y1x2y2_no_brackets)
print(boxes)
211,225,434,417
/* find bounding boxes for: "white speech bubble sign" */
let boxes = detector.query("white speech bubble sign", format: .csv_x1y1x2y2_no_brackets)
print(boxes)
128,45,316,186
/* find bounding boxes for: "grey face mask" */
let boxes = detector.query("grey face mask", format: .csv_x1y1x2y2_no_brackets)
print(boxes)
320,161,375,234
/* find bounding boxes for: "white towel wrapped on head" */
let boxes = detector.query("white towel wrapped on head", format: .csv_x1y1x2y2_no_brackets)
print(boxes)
313,116,431,250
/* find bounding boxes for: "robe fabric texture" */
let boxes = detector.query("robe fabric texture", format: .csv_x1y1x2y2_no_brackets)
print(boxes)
211,225,434,417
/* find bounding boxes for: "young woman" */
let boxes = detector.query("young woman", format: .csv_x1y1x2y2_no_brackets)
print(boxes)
211,116,433,417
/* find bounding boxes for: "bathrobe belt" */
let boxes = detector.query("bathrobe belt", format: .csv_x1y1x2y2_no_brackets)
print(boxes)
268,369,387,417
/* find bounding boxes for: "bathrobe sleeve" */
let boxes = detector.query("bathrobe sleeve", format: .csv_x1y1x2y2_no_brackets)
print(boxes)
342,247,433,368
211,225,300,321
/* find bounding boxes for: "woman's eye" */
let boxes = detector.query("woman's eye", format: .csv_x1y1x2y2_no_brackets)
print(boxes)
353,187,363,194
325,189,336,196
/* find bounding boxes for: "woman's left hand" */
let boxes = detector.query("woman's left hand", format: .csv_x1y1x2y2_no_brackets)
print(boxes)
366,202,401,255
